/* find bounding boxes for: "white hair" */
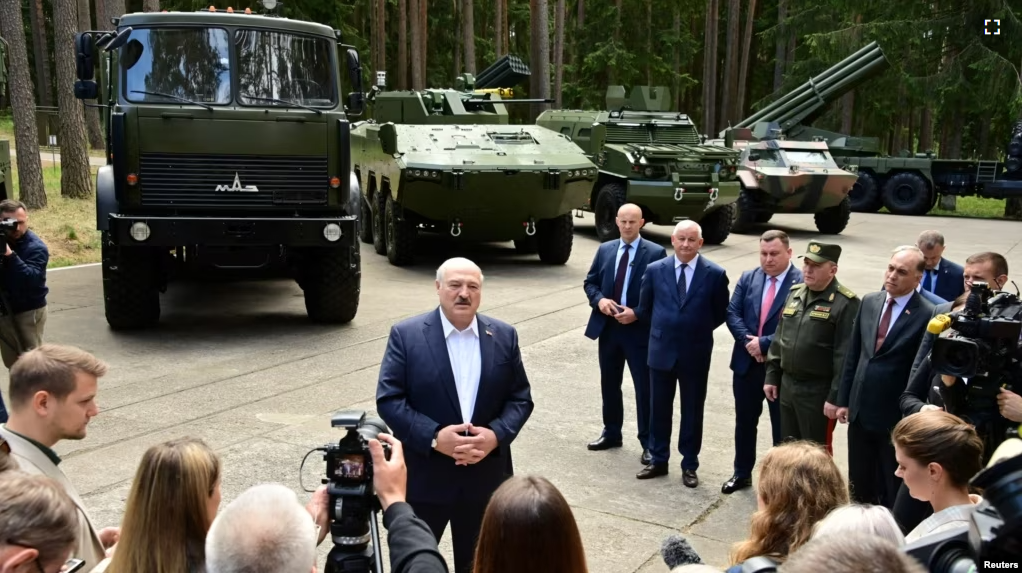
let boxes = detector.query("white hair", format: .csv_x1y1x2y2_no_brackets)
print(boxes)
205,484,317,573
672,220,702,239
812,503,905,546
435,257,484,283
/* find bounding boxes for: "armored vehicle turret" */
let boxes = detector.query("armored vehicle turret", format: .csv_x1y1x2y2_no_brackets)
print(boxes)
536,86,741,244
352,56,598,266
711,123,857,234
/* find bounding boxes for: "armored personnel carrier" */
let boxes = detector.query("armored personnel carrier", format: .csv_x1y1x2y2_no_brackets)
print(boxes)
536,86,741,244
73,8,365,329
352,56,598,267
711,123,856,234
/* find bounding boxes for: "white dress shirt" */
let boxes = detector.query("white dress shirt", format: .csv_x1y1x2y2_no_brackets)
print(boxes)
674,253,699,292
614,237,639,305
761,265,791,309
439,311,482,424
878,290,914,338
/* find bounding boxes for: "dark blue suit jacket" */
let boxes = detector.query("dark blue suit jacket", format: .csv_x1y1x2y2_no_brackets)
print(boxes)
635,254,730,372
376,308,534,503
583,237,667,340
726,264,803,375
925,257,965,302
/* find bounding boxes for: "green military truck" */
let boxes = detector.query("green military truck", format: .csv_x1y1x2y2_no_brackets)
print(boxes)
73,8,366,329
536,86,741,244
735,42,1022,216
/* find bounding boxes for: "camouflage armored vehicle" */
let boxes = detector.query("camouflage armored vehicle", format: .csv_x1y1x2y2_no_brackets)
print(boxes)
352,56,599,267
536,86,741,244
72,8,366,329
711,123,856,234
735,42,1021,216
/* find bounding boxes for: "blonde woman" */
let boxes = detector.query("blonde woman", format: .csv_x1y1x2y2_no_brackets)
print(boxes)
891,411,983,543
812,504,905,546
101,437,222,573
727,442,848,569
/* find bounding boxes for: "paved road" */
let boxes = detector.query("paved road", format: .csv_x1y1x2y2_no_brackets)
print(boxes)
9,148,108,167
4,211,1020,571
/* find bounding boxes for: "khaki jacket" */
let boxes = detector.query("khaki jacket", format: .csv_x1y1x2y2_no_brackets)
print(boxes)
0,425,106,573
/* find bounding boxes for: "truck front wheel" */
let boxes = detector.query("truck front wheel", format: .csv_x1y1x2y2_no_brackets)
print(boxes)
536,213,574,265
301,247,360,324
385,194,417,266
814,196,852,234
882,172,932,216
101,232,161,330
700,203,736,245
593,181,627,242
849,172,882,212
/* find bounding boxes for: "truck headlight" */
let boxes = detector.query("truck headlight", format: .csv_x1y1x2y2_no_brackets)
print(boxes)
130,222,150,242
323,223,342,242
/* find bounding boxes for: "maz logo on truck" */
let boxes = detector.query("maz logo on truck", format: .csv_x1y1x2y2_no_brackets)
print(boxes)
215,173,259,193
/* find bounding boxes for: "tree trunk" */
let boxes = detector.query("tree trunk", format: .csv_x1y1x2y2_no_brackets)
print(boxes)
949,114,963,158
735,0,756,118
54,0,94,199
528,0,550,121
453,0,462,77
672,8,681,110
494,0,503,57
976,117,990,159
462,0,475,74
719,0,740,129
409,0,422,89
645,0,652,84
840,91,854,134
0,0,46,207
553,0,564,107
420,0,428,86
102,0,124,31
142,0,159,11
607,0,622,84
702,0,718,133
773,0,786,92
918,107,933,153
377,0,387,74
398,0,408,89
77,0,105,149
370,0,378,73
29,0,54,107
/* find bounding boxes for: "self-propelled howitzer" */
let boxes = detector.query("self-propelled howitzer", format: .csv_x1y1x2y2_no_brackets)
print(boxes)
352,56,599,266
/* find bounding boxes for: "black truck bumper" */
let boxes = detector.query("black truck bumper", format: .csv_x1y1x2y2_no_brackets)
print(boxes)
107,214,358,248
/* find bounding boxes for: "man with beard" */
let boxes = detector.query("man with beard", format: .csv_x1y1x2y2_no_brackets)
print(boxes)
376,257,534,573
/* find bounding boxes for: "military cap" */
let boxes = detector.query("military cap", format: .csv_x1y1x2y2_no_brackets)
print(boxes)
800,241,841,264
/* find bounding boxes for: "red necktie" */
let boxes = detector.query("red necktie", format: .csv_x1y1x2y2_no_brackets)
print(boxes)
876,297,894,352
758,277,777,336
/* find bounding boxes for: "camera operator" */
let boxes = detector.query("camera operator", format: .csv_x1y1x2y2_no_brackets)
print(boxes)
0,200,49,423
367,433,448,573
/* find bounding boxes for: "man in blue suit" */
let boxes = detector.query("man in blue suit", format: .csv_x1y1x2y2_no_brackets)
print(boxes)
635,220,730,487
583,203,667,463
376,257,534,573
917,230,965,302
722,229,802,494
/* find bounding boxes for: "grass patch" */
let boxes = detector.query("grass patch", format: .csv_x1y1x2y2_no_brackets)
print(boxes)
929,196,1015,219
0,116,107,158
10,163,102,269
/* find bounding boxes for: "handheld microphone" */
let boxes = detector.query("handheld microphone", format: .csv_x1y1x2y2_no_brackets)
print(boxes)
661,534,704,569
927,313,953,335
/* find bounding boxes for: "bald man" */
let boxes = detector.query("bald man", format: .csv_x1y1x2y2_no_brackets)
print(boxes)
376,257,534,573
583,203,667,463
635,221,729,487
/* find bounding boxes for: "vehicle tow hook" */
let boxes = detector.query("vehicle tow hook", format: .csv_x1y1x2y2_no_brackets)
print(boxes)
524,218,537,236
451,219,462,237
704,187,720,211
674,187,685,201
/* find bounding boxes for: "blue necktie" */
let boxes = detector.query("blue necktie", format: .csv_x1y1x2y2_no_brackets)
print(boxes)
677,263,688,303
928,269,937,292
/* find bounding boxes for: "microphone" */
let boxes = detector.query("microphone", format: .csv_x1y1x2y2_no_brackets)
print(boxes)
927,313,953,335
661,534,704,569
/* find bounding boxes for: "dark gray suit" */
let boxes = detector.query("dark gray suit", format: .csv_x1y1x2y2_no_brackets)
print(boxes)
838,290,934,507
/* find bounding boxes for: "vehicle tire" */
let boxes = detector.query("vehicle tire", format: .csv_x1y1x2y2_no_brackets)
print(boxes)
593,181,627,242
385,194,417,266
301,247,360,324
732,188,762,233
814,196,851,234
513,236,538,254
372,192,386,256
882,172,932,216
536,213,574,265
101,232,161,330
358,196,373,244
848,172,882,212
755,212,773,223
700,203,736,245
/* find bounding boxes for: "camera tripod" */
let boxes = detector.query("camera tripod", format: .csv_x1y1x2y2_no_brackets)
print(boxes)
322,508,385,573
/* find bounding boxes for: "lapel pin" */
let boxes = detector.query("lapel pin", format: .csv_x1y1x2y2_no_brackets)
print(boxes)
485,329,493,336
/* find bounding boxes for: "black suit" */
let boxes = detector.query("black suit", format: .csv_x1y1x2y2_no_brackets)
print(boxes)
838,290,934,507
921,257,965,303
583,237,667,446
376,309,534,573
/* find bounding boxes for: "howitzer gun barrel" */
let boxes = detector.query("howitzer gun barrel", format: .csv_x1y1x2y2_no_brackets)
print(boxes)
735,42,888,129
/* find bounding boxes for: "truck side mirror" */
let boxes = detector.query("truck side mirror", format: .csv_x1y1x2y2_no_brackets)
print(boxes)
96,26,132,52
345,48,365,116
75,33,95,80
748,153,761,162
589,123,607,155
379,123,398,156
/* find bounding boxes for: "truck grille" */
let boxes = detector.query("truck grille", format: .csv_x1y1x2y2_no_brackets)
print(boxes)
138,153,329,207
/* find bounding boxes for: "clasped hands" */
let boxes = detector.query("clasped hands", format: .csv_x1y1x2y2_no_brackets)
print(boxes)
434,423,498,466
744,335,763,363
598,298,637,325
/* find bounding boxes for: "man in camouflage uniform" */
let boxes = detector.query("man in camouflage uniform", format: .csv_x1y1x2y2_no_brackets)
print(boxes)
764,241,859,453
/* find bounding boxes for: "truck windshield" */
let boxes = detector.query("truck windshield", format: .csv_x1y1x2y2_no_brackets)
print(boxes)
235,29,336,107
783,150,834,166
122,28,232,105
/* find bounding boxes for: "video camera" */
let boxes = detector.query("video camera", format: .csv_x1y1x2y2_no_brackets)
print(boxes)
929,281,1021,393
315,410,392,573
